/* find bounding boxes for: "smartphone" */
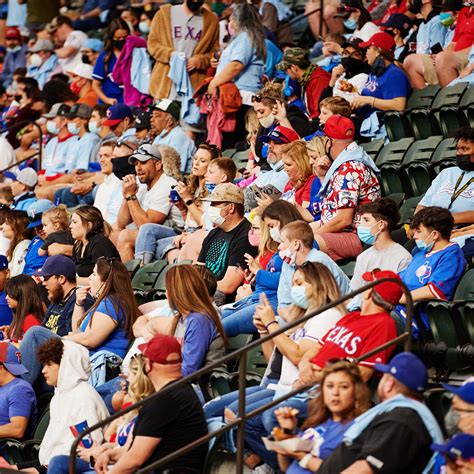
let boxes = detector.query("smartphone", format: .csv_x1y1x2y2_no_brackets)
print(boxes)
430,43,443,54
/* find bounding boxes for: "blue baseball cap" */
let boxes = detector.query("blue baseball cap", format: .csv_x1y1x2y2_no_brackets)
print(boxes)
33,255,76,280
26,199,54,228
442,382,474,404
0,342,28,376
103,104,133,127
0,255,8,271
82,38,103,52
375,352,427,392
431,433,474,461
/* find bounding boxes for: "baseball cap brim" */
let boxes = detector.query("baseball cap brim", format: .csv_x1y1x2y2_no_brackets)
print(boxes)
358,39,373,48
441,383,474,403
102,119,121,127
27,219,42,229
430,442,450,455
137,342,147,354
4,362,28,376
374,362,390,373
259,135,286,144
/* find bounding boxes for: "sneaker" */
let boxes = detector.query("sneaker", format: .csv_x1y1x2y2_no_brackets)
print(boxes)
252,464,275,474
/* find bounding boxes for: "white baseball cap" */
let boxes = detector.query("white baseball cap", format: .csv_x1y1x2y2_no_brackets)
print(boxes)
66,62,93,81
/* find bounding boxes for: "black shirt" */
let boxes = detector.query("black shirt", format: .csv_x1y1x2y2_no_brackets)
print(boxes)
72,233,120,277
132,381,208,473
317,407,433,474
198,219,257,281
40,230,74,251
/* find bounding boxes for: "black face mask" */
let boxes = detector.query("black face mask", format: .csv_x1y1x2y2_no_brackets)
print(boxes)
14,94,22,102
187,0,204,12
408,0,422,14
456,154,474,171
112,154,136,180
371,55,387,77
341,56,366,78
81,54,91,65
113,39,126,51
324,139,334,161
384,29,396,37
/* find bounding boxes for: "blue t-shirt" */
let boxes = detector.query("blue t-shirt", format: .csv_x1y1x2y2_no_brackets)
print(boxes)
216,32,264,93
65,132,100,172
308,176,323,220
23,236,47,276
92,51,123,103
416,14,447,54
0,291,12,327
0,377,37,439
80,296,128,358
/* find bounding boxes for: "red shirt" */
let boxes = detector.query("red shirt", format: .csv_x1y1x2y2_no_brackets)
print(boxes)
304,67,331,119
453,7,474,51
283,175,315,206
22,314,41,335
311,311,397,368
259,250,274,271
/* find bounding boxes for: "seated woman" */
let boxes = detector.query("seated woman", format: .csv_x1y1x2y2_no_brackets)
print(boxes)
351,32,410,117
3,210,32,277
204,262,347,470
220,201,302,337
272,360,371,473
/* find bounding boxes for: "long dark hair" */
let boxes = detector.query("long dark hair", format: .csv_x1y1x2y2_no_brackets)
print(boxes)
231,3,266,61
78,257,140,340
73,205,106,240
5,275,44,340
5,211,32,260
189,142,222,195
104,18,130,70
262,200,303,227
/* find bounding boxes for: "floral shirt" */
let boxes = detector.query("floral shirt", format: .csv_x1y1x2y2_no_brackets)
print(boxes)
320,161,380,230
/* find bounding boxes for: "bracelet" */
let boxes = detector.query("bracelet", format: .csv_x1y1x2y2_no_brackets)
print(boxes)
185,199,193,207
372,97,376,107
265,320,279,331
125,195,137,201
75,302,84,307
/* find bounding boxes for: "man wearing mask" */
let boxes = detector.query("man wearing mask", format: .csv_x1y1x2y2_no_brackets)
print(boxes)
380,13,413,61
151,99,195,174
66,62,99,107
148,0,219,102
0,27,27,87
26,39,58,89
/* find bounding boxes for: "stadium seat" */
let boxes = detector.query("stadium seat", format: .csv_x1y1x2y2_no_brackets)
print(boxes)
132,260,168,305
407,85,441,109
360,139,384,162
222,148,237,158
459,86,474,127
398,195,424,226
339,260,356,279
428,138,457,178
124,258,141,278
383,111,412,142
423,388,451,436
232,149,250,170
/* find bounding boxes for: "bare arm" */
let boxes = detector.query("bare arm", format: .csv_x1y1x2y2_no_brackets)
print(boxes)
0,417,28,439
126,199,167,227
108,436,161,473
64,311,117,349
92,79,113,104
55,45,77,59
217,266,245,295
312,208,354,234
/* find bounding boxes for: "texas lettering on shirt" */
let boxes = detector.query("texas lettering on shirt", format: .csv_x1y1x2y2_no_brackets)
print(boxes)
173,25,202,41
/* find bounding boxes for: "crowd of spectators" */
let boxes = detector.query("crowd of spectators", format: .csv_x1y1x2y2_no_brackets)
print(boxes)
0,0,471,472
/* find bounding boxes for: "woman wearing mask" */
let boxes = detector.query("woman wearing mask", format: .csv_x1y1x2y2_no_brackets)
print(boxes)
138,11,154,37
273,361,371,473
351,32,411,116
92,19,130,105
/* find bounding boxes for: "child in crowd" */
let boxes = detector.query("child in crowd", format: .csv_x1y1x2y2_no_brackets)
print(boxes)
38,205,73,257
2,274,43,343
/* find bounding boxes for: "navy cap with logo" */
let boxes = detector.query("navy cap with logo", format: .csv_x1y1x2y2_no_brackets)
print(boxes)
26,199,54,228
442,381,474,404
431,433,474,461
259,126,300,144
103,104,133,127
0,342,28,376
375,352,427,392
380,14,413,34
0,255,8,271
33,255,76,280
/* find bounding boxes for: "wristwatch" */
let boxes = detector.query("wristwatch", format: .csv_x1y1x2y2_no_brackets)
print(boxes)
299,453,313,469
125,195,137,201
185,199,193,207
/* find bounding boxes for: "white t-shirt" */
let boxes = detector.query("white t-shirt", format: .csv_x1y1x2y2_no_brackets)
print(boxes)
276,307,344,391
0,136,17,172
94,173,123,225
58,30,88,72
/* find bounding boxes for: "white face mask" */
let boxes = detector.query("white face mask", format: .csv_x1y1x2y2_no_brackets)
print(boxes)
279,247,297,266
207,206,226,226
269,227,282,243
259,113,276,129
29,53,43,68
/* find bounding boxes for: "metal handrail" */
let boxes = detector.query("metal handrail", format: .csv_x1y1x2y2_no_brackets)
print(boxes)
69,277,413,473
0,119,43,172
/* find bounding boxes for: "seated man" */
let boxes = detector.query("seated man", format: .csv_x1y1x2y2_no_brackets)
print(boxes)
198,184,257,305
0,342,36,440
310,115,381,261
37,338,109,468
102,104,136,140
396,206,466,332
94,334,208,473
26,39,58,88
277,220,350,320
317,352,443,473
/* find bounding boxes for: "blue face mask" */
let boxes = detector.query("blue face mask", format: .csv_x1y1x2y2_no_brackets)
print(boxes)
67,122,80,135
205,182,217,194
291,285,309,309
439,12,454,27
46,120,60,135
88,120,102,135
344,17,358,31
357,221,381,246
415,235,434,253
139,21,150,34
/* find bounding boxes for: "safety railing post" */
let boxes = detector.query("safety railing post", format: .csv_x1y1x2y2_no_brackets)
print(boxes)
236,350,247,474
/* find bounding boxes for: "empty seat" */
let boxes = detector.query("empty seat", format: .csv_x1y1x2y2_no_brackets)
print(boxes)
429,138,457,177
361,139,384,162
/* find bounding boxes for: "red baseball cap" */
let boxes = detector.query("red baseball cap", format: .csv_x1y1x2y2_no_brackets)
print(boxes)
359,32,396,52
5,27,21,40
259,125,300,144
324,115,355,140
362,269,403,306
138,334,182,365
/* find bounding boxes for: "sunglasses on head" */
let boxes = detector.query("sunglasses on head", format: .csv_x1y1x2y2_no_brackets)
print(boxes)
134,147,161,161
251,94,273,103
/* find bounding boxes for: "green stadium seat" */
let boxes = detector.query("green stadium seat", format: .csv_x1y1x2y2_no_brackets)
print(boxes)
423,388,451,436
132,260,168,305
431,82,469,109
398,195,424,226
407,108,442,140
361,139,384,162
407,85,441,109
429,138,457,178
124,258,141,278
232,149,250,170
384,111,413,142
222,148,236,158
339,260,356,279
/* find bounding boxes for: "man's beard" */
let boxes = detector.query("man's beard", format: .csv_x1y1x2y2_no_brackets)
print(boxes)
49,284,64,303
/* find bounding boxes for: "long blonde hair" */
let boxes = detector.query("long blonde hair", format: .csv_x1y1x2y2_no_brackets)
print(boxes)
306,135,328,158
257,214,278,257
280,140,313,188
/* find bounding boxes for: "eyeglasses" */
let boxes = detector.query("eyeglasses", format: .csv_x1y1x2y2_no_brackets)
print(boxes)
116,138,136,152
251,94,273,103
97,256,120,267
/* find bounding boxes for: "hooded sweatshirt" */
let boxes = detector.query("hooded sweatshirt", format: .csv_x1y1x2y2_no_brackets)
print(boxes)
39,340,109,465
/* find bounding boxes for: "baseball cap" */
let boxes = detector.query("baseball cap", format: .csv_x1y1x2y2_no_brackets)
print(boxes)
0,255,8,271
128,143,162,164
135,110,151,131
431,434,474,461
66,62,93,81
202,183,244,205
0,342,28,376
34,255,76,280
341,38,365,53
103,104,133,127
259,126,300,144
150,99,180,121
359,32,396,52
442,381,474,404
26,199,54,228
362,269,403,306
29,39,54,53
380,14,413,33
82,38,104,52
66,103,92,120
43,103,71,119
277,47,307,71
5,27,21,40
138,334,182,365
375,352,427,392
324,115,355,140
14,167,38,188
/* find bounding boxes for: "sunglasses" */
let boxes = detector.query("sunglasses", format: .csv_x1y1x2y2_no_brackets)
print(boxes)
251,94,273,103
134,147,161,161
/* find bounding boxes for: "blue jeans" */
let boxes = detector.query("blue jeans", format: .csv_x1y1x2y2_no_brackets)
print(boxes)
95,377,121,414
47,455,94,473
55,187,95,207
134,223,177,263
19,326,59,385
221,293,278,337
